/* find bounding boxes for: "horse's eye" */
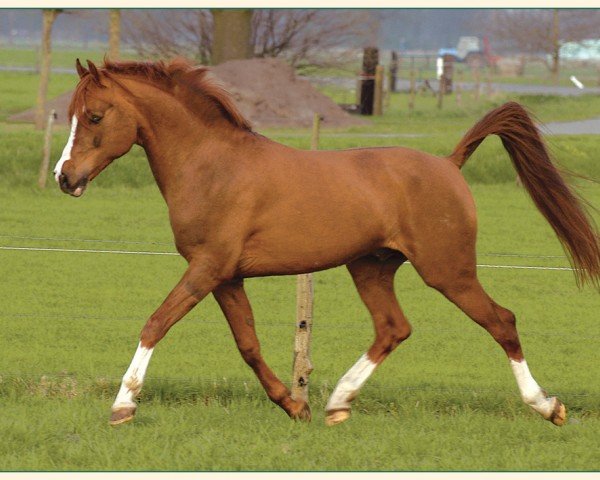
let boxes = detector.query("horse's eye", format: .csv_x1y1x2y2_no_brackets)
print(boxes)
90,114,103,124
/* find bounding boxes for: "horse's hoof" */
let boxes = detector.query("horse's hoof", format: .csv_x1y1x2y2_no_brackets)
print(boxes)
325,409,350,426
548,398,567,426
109,405,136,426
290,401,312,422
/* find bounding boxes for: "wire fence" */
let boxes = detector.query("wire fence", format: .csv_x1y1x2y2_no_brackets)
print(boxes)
1,232,597,400
0,233,568,260
0,238,575,271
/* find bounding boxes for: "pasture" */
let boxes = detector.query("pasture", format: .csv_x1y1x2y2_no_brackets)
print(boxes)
0,57,599,471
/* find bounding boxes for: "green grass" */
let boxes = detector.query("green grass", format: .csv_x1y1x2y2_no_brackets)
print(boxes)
0,47,138,69
0,184,599,470
0,71,78,122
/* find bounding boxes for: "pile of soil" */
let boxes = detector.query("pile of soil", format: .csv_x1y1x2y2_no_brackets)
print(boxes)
9,58,365,129
212,58,365,128
9,90,74,126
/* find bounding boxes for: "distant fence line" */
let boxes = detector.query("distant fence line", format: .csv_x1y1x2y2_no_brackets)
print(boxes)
0,245,575,272
0,234,569,260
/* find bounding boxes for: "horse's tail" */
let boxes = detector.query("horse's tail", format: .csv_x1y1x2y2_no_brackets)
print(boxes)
449,101,600,288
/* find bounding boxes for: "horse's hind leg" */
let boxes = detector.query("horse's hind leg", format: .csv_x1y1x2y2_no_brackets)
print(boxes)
326,254,411,426
422,271,566,426
213,279,311,421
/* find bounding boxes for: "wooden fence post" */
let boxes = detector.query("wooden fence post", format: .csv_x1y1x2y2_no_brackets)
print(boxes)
359,47,378,115
291,113,320,404
38,109,56,188
388,51,398,93
408,60,416,115
373,65,384,116
437,76,445,110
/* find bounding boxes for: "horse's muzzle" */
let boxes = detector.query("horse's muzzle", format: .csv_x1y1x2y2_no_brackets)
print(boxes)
58,173,88,197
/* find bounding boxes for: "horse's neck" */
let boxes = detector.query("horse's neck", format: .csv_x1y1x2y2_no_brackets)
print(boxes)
132,85,252,200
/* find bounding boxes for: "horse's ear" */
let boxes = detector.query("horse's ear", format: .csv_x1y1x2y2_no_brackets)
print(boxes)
75,58,88,78
86,59,102,86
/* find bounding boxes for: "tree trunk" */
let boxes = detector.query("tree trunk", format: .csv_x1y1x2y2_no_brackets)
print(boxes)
551,9,560,86
211,9,253,65
109,9,121,60
35,9,59,130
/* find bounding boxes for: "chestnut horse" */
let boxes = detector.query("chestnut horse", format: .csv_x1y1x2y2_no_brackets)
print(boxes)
54,59,600,427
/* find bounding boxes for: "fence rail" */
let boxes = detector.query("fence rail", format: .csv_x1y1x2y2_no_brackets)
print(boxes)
0,243,575,272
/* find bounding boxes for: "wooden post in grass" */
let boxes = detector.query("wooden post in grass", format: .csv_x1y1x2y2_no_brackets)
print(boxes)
389,51,398,93
437,75,445,110
38,109,56,188
291,113,320,404
408,58,416,115
359,47,378,115
374,65,384,116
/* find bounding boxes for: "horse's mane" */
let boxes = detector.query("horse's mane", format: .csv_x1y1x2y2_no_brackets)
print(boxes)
69,58,252,131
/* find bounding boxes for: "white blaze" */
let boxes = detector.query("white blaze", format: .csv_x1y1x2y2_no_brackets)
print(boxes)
326,353,377,411
510,358,555,417
54,115,78,182
112,342,154,410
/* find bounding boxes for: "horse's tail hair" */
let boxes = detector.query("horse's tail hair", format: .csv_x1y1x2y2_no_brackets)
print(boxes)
449,101,600,288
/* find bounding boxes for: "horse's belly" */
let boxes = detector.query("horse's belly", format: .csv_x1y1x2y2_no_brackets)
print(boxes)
236,225,384,277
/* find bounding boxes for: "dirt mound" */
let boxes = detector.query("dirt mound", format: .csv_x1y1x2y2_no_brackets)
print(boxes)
9,90,74,126
9,58,365,129
211,58,365,128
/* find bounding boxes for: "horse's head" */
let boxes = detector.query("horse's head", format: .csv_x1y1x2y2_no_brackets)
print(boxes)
54,59,138,197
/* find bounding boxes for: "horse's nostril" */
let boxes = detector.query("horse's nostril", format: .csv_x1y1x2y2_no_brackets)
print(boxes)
59,174,69,189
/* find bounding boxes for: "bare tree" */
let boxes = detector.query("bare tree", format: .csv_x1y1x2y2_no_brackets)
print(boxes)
122,9,212,64
123,9,374,67
251,9,375,66
487,9,600,84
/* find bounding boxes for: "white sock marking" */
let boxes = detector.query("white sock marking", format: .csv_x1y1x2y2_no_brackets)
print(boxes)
510,358,555,417
326,353,377,411
112,342,154,410
54,116,78,182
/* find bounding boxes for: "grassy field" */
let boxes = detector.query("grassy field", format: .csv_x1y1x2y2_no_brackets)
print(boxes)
0,184,599,470
0,65,599,471
0,46,138,69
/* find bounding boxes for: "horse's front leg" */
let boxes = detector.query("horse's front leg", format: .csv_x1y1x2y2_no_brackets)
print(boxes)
109,261,220,425
213,280,311,421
